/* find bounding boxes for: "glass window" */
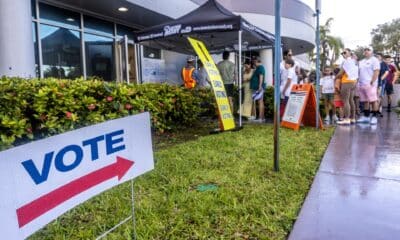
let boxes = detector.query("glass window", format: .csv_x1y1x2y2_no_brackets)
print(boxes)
31,0,36,19
84,16,114,37
84,33,115,81
32,23,39,78
39,3,80,29
116,24,137,40
143,46,161,59
40,24,82,79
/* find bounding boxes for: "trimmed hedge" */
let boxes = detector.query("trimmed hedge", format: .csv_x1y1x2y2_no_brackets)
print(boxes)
0,77,277,150
0,77,216,149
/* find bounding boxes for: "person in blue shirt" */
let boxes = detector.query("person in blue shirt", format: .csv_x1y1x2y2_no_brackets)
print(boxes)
250,57,266,122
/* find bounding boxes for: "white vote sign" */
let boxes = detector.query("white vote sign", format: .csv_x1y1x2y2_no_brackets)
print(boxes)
0,113,154,239
282,91,307,124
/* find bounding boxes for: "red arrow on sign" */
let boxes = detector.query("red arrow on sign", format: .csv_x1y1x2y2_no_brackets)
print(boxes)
16,156,134,228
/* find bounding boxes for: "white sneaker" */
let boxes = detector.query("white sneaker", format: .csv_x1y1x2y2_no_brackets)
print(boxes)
250,118,265,123
324,116,330,124
333,116,339,123
337,119,351,125
370,116,378,125
357,116,370,124
248,116,256,120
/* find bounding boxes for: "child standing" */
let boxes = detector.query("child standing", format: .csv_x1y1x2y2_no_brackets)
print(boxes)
334,76,344,122
320,67,336,124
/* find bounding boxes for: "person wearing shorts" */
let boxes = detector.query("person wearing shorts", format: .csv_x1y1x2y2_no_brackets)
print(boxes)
334,77,344,120
376,53,389,117
354,84,361,116
320,67,336,124
384,55,397,112
336,48,359,125
357,47,380,125
250,57,266,122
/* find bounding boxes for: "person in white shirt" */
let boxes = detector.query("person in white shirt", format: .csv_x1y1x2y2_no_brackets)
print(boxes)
280,59,296,114
357,47,380,124
320,67,337,124
196,60,210,89
280,49,300,79
336,48,359,125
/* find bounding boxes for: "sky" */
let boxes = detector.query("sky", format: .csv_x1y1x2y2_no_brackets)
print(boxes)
300,0,400,49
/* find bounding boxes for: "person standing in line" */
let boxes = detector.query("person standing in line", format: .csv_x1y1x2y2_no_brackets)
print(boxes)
196,60,210,89
383,55,398,112
357,47,380,124
281,49,301,80
351,53,361,117
336,48,359,125
250,57,266,122
217,51,235,112
239,59,255,120
280,59,296,116
376,53,389,117
320,67,337,124
333,67,344,121
181,56,198,89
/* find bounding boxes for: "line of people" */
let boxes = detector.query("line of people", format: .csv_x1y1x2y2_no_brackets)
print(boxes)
181,51,268,123
181,47,398,127
320,47,398,126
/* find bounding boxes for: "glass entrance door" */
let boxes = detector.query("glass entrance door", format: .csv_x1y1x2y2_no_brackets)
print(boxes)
116,36,138,83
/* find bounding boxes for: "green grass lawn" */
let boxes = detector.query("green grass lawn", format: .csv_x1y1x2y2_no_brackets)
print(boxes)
30,124,334,240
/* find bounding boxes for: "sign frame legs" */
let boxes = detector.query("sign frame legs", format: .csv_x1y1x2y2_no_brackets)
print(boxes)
95,180,137,240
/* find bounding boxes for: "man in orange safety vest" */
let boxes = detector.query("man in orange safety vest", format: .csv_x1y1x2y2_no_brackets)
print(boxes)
181,56,198,89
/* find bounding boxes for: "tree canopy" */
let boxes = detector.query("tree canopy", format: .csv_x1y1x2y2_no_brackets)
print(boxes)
309,18,344,70
371,18,400,54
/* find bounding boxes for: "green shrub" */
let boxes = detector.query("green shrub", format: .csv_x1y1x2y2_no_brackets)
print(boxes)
0,77,217,149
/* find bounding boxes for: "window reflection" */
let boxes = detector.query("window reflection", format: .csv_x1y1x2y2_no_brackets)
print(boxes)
40,24,82,79
116,24,137,41
143,46,161,59
84,16,114,37
33,22,39,78
85,33,114,81
31,0,36,19
39,3,80,29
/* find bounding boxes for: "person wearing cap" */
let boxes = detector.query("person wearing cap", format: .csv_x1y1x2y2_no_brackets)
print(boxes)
181,56,198,89
250,57,266,122
217,51,236,111
357,47,380,124
336,48,359,125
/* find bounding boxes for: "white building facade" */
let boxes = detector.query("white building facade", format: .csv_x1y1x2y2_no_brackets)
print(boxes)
0,0,315,85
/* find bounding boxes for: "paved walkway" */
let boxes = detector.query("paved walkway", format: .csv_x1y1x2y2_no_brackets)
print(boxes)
289,112,400,240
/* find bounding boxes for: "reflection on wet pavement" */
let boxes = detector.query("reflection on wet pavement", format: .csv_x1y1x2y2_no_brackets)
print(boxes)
289,112,400,240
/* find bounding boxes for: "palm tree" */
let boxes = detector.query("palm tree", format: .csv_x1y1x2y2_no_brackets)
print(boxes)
314,18,344,70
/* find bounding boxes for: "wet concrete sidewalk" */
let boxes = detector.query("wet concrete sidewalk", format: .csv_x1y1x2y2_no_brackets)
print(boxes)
289,112,400,240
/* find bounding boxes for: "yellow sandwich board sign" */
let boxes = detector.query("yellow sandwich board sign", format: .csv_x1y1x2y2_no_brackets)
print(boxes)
187,37,235,131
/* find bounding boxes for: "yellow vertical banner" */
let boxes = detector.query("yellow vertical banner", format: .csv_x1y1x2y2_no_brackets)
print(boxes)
187,37,235,131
